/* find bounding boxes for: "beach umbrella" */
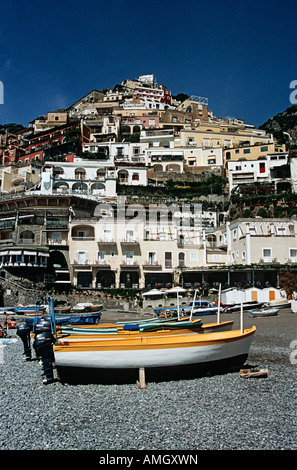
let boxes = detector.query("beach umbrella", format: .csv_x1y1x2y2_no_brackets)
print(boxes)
142,289,164,297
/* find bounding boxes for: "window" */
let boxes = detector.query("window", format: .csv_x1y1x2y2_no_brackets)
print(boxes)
103,230,112,242
76,251,88,263
208,158,216,164
98,251,106,262
203,138,210,147
133,147,140,155
126,230,134,242
75,168,86,180
178,252,185,267
289,249,297,261
243,148,251,154
259,162,265,173
148,252,156,265
126,251,134,265
263,248,272,262
190,252,198,263
261,146,268,152
276,226,286,235
132,173,139,181
165,252,172,267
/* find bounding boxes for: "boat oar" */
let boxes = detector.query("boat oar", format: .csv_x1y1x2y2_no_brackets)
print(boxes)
240,291,244,334
217,284,221,324
190,290,197,322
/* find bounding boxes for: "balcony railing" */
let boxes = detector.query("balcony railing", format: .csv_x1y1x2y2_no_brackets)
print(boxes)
142,261,162,269
48,239,69,246
72,236,95,241
120,260,139,268
46,220,69,229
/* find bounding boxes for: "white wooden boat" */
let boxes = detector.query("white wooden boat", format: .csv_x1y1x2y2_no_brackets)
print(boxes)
53,326,256,373
72,303,102,313
249,307,279,318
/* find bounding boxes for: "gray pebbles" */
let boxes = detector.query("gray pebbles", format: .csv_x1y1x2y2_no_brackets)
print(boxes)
0,309,296,451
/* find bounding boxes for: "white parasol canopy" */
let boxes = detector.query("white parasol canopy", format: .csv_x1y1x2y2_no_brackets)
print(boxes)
166,286,187,293
142,289,165,297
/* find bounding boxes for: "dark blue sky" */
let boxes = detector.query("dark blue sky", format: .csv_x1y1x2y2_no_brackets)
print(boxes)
0,0,296,128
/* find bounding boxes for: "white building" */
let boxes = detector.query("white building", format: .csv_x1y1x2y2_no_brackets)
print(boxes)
227,152,290,193
88,141,149,165
40,158,117,198
214,218,297,266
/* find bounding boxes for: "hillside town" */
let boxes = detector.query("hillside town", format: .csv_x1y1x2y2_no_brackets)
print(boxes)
0,73,296,304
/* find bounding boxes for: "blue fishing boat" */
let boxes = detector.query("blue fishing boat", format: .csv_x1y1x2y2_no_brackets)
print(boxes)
14,305,47,316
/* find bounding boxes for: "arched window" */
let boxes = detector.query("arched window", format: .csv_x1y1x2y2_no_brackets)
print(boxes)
74,167,86,180
20,230,35,244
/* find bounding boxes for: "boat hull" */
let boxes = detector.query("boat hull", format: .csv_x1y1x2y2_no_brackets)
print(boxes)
249,308,279,318
54,326,256,371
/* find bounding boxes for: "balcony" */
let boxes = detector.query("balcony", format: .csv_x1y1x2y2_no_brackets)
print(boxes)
91,259,111,268
120,239,139,245
72,236,95,241
120,260,139,269
48,239,69,247
0,220,15,230
142,261,162,270
46,220,69,230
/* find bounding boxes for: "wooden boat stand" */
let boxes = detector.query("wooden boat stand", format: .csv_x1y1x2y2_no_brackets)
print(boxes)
137,367,147,389
240,368,268,378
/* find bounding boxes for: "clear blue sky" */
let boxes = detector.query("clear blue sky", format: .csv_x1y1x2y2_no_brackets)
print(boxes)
0,0,297,128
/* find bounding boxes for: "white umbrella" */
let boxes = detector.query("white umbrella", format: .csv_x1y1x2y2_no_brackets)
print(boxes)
166,286,187,293
142,289,165,297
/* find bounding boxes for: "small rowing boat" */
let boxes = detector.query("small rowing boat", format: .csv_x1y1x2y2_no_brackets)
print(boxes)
249,306,279,318
72,303,102,313
14,305,47,316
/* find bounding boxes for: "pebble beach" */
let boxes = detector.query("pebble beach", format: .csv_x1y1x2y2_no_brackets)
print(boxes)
0,308,296,452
